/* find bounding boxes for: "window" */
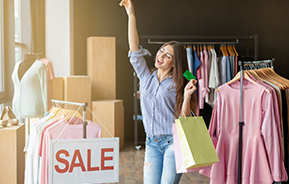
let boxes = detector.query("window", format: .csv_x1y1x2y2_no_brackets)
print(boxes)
0,0,5,101
14,0,22,63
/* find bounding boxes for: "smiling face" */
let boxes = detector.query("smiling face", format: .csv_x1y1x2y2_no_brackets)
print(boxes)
155,45,174,72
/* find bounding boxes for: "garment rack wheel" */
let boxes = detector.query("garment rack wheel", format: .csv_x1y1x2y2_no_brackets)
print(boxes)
135,145,141,150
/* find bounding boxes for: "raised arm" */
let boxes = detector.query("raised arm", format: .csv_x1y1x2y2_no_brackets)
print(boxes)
119,0,140,52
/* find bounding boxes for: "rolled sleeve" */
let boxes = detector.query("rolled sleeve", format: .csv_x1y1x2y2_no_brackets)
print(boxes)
128,45,152,81
128,45,151,59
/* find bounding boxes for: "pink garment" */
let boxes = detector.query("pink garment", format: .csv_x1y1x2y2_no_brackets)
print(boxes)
38,117,66,157
39,58,55,80
198,49,210,109
200,80,287,184
39,117,102,184
253,77,285,159
198,50,204,109
40,58,55,109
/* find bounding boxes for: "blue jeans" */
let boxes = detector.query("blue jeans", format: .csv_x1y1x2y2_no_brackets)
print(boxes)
143,135,182,184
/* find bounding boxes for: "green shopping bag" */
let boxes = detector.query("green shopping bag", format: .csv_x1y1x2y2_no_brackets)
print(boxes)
175,116,219,169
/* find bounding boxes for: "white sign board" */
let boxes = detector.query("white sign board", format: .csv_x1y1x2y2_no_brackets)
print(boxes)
49,138,119,184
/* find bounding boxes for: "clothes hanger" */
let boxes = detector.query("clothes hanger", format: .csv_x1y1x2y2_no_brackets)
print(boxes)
47,106,67,121
245,61,288,89
244,64,269,84
256,67,289,89
227,45,235,56
253,62,285,87
203,45,207,50
63,103,83,120
232,44,239,56
219,45,228,56
48,102,63,116
223,45,229,56
217,70,270,93
63,109,83,122
227,71,257,85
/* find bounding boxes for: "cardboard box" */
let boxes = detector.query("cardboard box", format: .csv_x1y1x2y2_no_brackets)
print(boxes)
92,100,124,150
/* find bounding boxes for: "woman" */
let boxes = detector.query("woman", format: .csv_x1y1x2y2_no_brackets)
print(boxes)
120,0,198,183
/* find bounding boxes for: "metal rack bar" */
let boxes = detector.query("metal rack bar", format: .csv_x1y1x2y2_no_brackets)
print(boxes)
140,35,257,40
133,72,140,149
238,61,244,184
237,58,274,184
148,39,239,45
51,99,88,138
140,35,258,60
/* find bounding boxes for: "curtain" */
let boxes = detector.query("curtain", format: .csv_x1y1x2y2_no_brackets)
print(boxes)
30,0,45,58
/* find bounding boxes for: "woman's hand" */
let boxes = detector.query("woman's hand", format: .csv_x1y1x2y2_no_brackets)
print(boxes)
119,0,135,16
184,79,198,99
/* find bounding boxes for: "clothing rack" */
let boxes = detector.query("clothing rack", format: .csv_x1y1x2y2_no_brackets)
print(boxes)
51,99,88,138
140,35,258,60
147,39,239,45
237,59,274,184
133,35,259,149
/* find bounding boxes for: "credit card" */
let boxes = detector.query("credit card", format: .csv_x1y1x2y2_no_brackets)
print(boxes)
183,70,196,80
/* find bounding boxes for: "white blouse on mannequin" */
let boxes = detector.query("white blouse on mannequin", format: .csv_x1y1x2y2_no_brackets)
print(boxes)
12,59,47,118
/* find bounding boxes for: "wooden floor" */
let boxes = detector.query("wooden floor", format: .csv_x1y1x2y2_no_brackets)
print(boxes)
110,143,210,184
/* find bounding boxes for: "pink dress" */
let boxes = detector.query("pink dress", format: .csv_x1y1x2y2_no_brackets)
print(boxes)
200,80,287,184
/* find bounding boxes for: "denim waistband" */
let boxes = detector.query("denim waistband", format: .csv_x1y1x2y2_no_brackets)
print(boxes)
147,134,173,138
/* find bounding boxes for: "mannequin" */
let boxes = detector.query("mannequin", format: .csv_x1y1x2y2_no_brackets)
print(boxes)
18,53,37,81
12,53,48,118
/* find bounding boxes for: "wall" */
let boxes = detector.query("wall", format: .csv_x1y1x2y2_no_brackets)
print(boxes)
45,0,71,77
3,0,15,106
72,0,289,142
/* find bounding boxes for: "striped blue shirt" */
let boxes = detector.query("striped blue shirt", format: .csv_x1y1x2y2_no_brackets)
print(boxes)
129,46,176,137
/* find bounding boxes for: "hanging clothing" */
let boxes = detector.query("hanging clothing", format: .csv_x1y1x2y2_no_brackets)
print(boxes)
24,113,55,184
197,50,204,109
39,117,101,184
200,80,288,184
198,49,210,110
282,90,289,184
40,58,55,110
12,60,47,117
207,49,219,107
193,50,201,79
24,112,102,184
205,48,212,104
218,56,227,85
235,56,238,75
186,47,193,74
229,55,235,78
225,56,232,82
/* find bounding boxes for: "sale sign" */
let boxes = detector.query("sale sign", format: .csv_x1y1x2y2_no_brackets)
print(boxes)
49,138,119,184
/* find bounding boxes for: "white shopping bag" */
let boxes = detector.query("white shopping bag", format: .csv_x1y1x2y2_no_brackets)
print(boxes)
49,138,119,184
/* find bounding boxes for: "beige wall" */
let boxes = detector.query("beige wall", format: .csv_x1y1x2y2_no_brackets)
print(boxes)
45,0,72,77
3,0,15,106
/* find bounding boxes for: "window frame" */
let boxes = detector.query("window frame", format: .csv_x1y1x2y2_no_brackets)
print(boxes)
0,0,5,101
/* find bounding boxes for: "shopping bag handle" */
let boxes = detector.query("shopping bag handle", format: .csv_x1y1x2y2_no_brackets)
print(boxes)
182,110,197,119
